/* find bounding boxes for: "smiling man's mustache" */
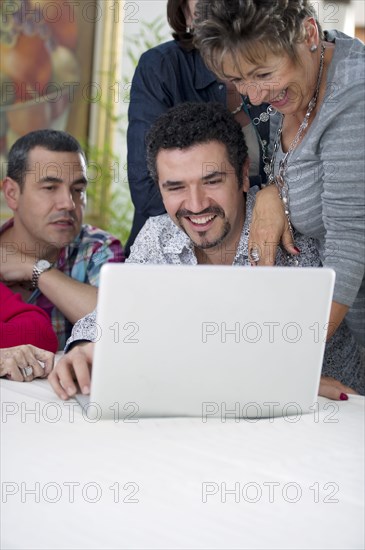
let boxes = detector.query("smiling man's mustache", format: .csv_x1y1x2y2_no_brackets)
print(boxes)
176,206,225,220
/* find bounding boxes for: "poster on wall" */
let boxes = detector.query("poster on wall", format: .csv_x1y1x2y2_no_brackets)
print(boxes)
0,0,97,174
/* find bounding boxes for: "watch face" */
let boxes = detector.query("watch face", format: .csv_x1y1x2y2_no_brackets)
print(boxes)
37,259,51,270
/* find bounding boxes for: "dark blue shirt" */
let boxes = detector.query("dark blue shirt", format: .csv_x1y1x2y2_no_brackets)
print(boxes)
126,40,269,252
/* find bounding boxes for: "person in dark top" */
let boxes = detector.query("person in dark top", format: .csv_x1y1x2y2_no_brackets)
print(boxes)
125,0,271,255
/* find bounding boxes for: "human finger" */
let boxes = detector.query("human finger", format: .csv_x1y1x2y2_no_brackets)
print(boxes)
280,226,298,256
71,349,92,395
19,347,48,379
4,348,35,381
249,186,286,266
48,344,93,400
249,239,280,266
2,356,25,382
48,366,69,400
48,353,77,399
28,346,55,376
318,376,358,400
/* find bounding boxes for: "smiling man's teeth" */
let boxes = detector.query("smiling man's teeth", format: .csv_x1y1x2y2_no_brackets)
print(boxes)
188,214,215,225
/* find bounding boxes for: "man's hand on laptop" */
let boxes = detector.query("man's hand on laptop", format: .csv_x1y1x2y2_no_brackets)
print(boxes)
319,376,358,401
49,342,94,399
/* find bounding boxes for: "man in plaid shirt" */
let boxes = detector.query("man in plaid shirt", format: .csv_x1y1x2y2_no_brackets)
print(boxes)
0,130,124,349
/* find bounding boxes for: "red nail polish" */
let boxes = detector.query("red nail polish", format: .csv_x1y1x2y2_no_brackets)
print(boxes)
294,247,301,254
340,393,348,401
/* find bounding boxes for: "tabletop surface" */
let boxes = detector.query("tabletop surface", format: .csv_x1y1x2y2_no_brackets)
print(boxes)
1,377,364,550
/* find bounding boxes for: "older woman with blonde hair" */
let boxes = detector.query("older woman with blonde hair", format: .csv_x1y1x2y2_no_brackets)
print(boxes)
194,0,365,373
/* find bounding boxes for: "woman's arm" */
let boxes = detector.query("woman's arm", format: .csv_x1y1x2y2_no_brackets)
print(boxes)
319,67,365,344
248,184,297,265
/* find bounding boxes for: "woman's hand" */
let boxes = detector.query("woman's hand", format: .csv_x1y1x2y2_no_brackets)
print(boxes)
249,185,298,265
319,375,358,400
0,345,54,381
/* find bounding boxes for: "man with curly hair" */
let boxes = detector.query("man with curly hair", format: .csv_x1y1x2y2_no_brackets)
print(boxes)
49,102,363,401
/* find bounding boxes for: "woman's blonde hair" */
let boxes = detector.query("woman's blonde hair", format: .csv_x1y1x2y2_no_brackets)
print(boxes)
194,0,323,78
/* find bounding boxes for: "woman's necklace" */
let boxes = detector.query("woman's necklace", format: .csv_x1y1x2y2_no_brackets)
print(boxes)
240,101,273,177
231,99,245,115
268,43,326,238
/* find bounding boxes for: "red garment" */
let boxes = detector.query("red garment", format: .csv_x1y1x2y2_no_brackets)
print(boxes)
0,283,58,352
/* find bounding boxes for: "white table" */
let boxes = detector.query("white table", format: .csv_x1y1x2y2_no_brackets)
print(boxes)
1,378,364,550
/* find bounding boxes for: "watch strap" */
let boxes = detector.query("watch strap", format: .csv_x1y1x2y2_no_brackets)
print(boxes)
31,260,52,290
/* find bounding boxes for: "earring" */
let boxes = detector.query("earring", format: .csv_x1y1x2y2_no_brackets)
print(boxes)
186,26,191,34
310,44,318,52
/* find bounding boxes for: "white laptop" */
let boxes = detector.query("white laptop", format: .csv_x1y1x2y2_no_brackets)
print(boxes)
76,264,335,419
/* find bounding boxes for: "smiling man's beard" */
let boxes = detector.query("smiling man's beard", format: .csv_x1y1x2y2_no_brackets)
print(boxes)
193,219,231,249
175,206,231,250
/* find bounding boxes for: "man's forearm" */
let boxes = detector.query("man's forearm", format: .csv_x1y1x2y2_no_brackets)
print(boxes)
38,268,97,324
64,309,98,350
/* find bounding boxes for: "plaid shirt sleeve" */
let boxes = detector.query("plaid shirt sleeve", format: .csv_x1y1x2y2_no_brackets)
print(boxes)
70,226,125,287
85,235,125,287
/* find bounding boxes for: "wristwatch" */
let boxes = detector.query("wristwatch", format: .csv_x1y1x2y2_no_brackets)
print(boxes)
31,259,53,290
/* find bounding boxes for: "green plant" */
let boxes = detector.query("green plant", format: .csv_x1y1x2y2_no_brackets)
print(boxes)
85,16,169,246
85,139,133,247
123,17,167,91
